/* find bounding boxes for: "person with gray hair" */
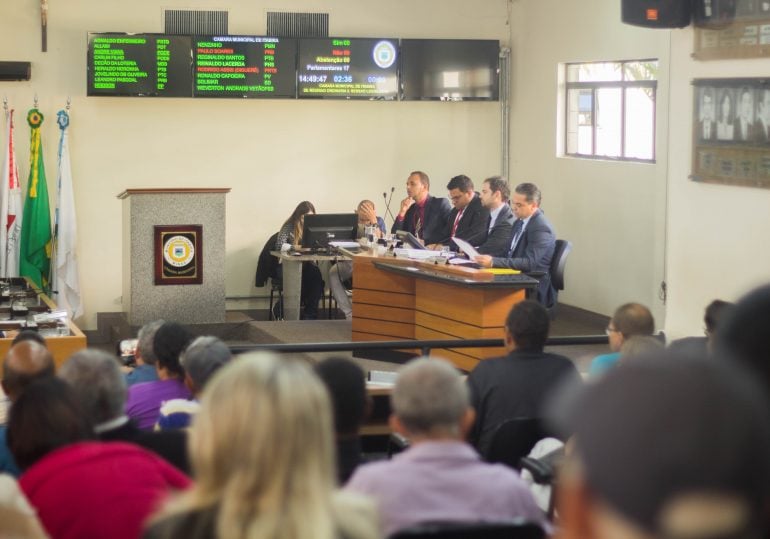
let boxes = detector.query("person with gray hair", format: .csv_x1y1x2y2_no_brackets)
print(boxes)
156,336,232,431
59,348,190,474
346,357,545,537
124,319,165,387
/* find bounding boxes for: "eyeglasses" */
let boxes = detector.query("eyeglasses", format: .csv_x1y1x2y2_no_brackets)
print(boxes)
605,327,620,336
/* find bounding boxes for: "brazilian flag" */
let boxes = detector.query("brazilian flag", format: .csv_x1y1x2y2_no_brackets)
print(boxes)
20,109,52,292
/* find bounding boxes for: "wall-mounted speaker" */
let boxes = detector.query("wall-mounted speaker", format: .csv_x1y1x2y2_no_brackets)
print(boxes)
0,62,31,81
622,0,693,28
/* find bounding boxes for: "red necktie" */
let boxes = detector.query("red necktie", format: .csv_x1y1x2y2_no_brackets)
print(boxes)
451,209,465,237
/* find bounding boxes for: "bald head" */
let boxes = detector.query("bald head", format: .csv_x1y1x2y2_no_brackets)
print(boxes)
2,341,55,401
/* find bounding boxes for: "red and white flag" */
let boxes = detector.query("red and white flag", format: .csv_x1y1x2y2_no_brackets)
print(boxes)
0,109,23,277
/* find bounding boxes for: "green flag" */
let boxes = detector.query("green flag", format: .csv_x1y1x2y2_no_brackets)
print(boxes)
20,109,52,291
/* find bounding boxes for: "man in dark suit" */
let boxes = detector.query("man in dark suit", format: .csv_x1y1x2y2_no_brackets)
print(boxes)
474,182,557,307
431,174,489,249
391,170,452,246
477,176,514,257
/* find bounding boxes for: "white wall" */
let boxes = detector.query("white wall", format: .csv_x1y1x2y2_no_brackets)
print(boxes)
664,28,770,338
0,0,509,329
508,0,671,326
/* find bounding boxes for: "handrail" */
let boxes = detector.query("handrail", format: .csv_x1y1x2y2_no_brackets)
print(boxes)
229,334,609,356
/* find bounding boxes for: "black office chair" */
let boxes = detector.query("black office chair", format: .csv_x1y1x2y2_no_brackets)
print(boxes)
483,417,554,471
389,521,544,539
255,232,283,320
527,239,572,317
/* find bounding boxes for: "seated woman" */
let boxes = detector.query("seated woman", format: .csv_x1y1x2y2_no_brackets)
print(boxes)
275,201,324,320
8,377,190,539
125,322,193,430
145,352,378,539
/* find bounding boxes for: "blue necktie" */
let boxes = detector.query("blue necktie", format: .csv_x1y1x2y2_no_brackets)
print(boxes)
508,219,523,257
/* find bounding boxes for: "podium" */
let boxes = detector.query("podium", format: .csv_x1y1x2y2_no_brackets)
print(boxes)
118,188,230,326
350,253,538,371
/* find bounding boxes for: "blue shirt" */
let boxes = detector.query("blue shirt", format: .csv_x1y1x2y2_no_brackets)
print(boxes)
125,364,159,387
589,352,622,377
0,425,21,477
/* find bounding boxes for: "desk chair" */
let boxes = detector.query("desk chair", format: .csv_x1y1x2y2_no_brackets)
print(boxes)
255,232,283,320
527,239,572,318
389,521,544,539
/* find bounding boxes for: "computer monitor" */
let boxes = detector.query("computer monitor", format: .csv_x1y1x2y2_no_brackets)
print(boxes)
302,213,358,249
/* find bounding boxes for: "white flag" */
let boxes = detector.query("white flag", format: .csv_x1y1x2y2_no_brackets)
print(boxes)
0,109,22,277
53,110,82,319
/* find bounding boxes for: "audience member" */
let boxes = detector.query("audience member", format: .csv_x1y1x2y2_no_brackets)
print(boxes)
391,170,452,246
431,174,489,249
0,331,45,426
59,348,190,473
476,176,515,257
347,357,545,537
125,319,164,386
716,284,770,395
474,182,557,308
8,377,190,539
0,341,54,476
589,302,654,376
315,357,369,484
156,336,232,431
467,300,580,456
145,353,378,539
0,474,47,539
669,299,733,357
551,355,770,539
275,200,324,320
329,200,386,320
126,322,192,430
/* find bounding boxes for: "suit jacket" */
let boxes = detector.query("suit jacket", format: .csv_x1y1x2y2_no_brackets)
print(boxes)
391,194,452,246
438,193,489,247
491,209,557,308
477,203,514,257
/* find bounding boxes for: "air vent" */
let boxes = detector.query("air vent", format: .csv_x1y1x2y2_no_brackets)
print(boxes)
164,9,228,35
266,11,329,38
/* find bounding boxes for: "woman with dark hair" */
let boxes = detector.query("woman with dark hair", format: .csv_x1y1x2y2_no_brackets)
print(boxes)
125,322,193,430
9,378,189,539
274,201,324,320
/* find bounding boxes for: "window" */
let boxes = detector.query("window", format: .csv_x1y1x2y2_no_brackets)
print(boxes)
565,60,658,162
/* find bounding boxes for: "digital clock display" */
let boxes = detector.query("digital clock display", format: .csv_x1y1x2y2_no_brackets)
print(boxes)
87,33,193,97
297,37,398,99
193,36,297,98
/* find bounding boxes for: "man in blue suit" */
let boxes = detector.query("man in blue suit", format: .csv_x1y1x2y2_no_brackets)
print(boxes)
475,182,557,308
391,171,451,246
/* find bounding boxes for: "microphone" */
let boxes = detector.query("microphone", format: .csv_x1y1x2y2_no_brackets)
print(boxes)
383,186,396,222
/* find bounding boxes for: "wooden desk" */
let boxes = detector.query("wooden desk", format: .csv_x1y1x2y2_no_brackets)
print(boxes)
0,284,87,369
351,253,538,371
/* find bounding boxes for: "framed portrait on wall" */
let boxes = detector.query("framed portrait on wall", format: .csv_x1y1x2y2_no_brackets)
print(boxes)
692,78,770,189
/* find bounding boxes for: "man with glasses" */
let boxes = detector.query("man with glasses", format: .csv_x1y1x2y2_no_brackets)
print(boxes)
474,182,557,308
589,302,655,377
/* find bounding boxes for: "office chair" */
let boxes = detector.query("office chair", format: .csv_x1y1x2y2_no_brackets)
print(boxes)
389,521,545,539
527,239,572,318
255,232,283,320
483,418,553,471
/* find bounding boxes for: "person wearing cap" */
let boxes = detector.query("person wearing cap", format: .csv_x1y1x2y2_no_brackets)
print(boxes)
551,354,770,539
467,300,580,456
588,302,655,377
155,336,232,431
345,357,546,537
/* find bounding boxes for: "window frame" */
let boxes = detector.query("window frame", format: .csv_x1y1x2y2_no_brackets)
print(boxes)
564,59,658,163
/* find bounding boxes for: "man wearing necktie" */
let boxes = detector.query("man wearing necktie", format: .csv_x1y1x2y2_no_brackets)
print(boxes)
474,182,557,308
477,176,515,257
391,171,452,246
429,175,489,250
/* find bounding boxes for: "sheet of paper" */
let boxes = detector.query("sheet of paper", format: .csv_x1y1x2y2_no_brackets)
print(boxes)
451,237,480,259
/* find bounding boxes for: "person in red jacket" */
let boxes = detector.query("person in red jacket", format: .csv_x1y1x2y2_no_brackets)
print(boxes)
7,377,190,539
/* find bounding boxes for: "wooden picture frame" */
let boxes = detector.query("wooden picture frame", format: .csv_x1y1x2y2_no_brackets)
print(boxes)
154,225,203,285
